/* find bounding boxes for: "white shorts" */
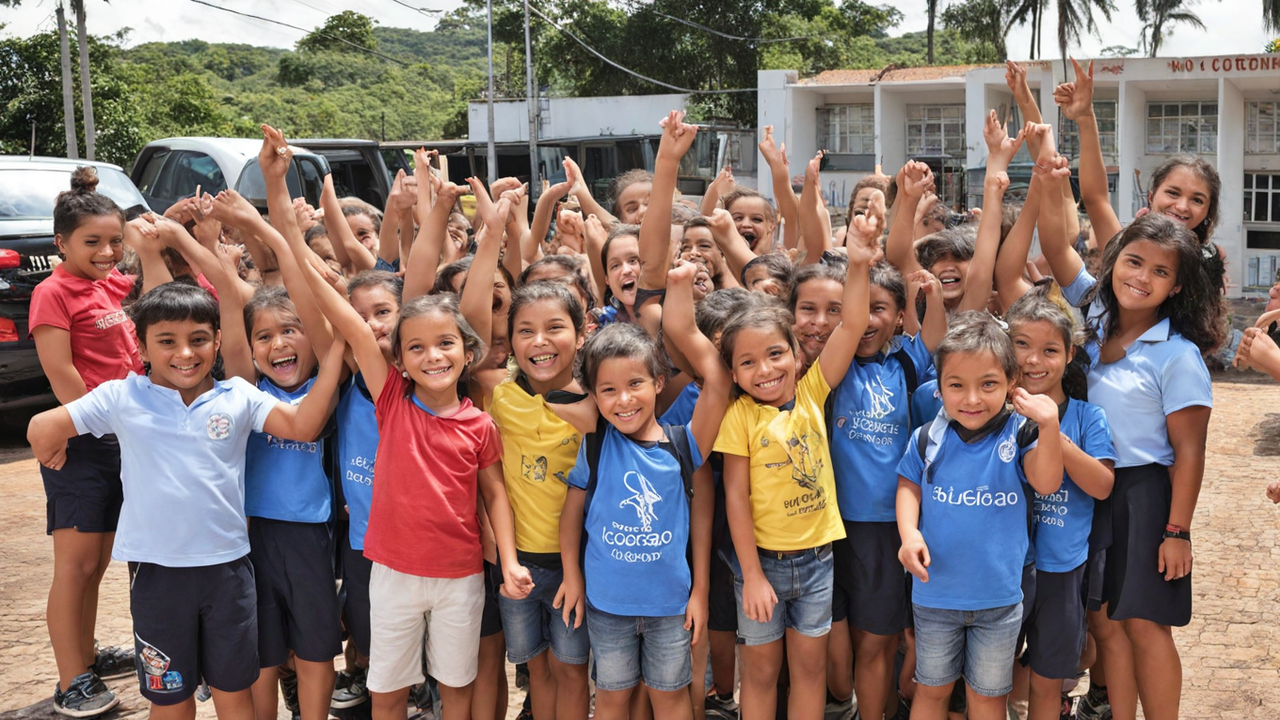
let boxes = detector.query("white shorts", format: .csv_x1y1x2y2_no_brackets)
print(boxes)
366,563,485,692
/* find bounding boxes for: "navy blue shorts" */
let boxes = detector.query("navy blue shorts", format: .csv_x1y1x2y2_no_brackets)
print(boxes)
1024,564,1087,679
340,535,373,657
42,434,122,534
833,521,909,636
248,519,343,666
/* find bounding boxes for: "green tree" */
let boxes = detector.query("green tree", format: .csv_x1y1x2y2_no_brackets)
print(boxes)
1137,0,1206,57
941,0,1008,60
927,0,940,63
1054,0,1116,67
1004,0,1047,58
297,10,378,54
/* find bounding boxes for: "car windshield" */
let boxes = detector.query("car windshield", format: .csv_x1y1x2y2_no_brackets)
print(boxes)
0,167,145,219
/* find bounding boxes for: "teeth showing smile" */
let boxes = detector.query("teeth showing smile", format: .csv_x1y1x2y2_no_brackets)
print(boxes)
757,377,784,389
270,355,297,368
173,363,198,371
93,261,114,271
1164,211,1190,223
1024,371,1049,380
530,354,556,366
1125,284,1150,298
424,367,451,376
616,409,640,419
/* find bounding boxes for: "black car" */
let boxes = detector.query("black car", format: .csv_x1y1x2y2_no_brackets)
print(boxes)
0,157,149,413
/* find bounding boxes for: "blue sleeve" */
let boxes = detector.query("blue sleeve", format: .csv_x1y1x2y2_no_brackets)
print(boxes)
902,333,935,378
65,380,121,438
683,422,704,467
895,429,924,486
226,377,280,433
1160,344,1213,414
1061,266,1097,307
1080,404,1118,463
374,257,399,273
564,439,589,490
910,380,943,431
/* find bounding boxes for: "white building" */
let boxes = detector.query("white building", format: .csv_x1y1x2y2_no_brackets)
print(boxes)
468,94,689,143
759,54,1280,298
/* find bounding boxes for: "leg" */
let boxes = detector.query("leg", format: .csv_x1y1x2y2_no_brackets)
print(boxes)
1089,608,1136,720
785,629,829,719
78,532,114,668
852,629,900,720
526,652,558,720
630,684,653,720
1028,671,1066,720
963,685,1008,720
899,629,917,704
691,629,710,720
1121,618,1180,720
709,630,737,696
594,687,636,720
149,697,198,720
826,619,853,702
649,685,696,720
909,681,954,720
740,641,785,720
249,666,279,720
471,632,507,720
437,681,476,720
371,687,411,720
549,652,591,720
48,529,108,689
209,687,256,720
295,658,337,720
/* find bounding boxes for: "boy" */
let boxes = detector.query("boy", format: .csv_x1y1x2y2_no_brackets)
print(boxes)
28,282,345,720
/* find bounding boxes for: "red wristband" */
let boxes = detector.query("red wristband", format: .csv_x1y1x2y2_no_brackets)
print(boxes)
1166,523,1186,533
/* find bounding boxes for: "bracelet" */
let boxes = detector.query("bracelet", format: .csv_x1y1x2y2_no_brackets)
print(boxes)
1163,529,1191,542
1166,523,1186,533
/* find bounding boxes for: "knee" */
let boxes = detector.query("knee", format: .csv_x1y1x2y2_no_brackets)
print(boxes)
914,681,953,701
1121,618,1172,646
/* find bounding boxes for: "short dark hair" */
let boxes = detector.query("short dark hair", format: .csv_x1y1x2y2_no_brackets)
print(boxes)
129,281,220,343
347,269,403,305
741,252,794,293
519,254,595,311
869,261,906,311
576,322,666,393
508,280,586,340
788,262,846,314
914,225,977,271
695,287,762,339
934,310,1018,380
243,285,298,340
434,256,473,295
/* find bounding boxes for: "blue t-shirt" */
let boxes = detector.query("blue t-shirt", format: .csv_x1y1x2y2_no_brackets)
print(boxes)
373,256,399,273
896,411,1036,611
337,374,378,549
1032,399,1117,573
910,379,944,432
660,382,700,427
564,422,703,617
245,376,332,523
830,335,933,522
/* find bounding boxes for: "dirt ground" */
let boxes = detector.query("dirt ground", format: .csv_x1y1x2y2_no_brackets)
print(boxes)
1,372,1278,718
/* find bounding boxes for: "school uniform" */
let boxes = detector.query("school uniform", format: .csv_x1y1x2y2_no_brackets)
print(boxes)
336,373,377,656
564,421,702,692
65,374,281,704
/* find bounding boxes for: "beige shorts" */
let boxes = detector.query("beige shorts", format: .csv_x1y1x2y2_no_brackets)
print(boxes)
366,563,485,692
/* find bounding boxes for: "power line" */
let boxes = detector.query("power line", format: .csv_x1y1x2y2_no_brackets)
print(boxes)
618,0,824,44
389,0,442,17
526,2,754,95
185,0,410,65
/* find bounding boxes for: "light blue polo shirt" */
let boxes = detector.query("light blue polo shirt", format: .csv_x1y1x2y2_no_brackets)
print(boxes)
1086,317,1212,468
1032,399,1116,572
1061,266,1097,308
66,375,278,567
336,374,378,549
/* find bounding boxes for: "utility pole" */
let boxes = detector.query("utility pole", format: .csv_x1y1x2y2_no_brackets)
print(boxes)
56,3,78,159
486,0,497,187
72,0,95,160
523,0,539,199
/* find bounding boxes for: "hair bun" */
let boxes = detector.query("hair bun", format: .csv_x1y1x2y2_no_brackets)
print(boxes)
69,166,100,194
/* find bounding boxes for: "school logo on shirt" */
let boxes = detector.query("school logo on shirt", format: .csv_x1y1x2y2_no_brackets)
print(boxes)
206,413,232,440
620,471,662,531
522,455,548,482
94,309,129,331
998,438,1017,463
865,376,896,419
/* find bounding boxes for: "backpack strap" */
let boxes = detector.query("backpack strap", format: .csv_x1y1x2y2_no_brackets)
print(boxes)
890,345,918,427
660,423,697,499
582,414,610,518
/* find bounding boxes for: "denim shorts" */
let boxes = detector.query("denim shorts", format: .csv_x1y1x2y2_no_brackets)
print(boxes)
733,544,834,646
912,603,1022,697
497,559,589,665
585,605,692,692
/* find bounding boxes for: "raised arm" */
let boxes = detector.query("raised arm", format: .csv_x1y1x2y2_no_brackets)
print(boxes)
885,162,931,276
582,212,608,308
258,124,307,259
403,166,464,302
640,110,698,294
125,215,173,296
700,166,734,217
707,208,756,282
379,170,409,269
564,156,616,227
297,252,390,400
663,261,731,455
261,334,346,442
1055,59,1118,249
799,152,832,265
1029,126,1086,288
1005,60,1044,156
501,184,531,284
321,175,376,274
961,113,1025,313
819,202,877,389
907,269,947,351
460,179,512,348
759,126,800,250
527,180,570,268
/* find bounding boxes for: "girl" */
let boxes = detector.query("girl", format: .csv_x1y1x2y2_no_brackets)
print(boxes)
722,186,777,255
340,197,382,254
789,263,847,373
486,282,594,720
679,217,736,292
741,253,794,299
592,224,643,326
713,223,874,720
610,168,654,224
30,168,172,717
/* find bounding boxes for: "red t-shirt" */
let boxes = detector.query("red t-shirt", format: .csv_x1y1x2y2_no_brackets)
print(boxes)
363,367,502,578
28,266,142,392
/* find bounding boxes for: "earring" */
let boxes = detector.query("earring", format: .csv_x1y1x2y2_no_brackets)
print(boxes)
402,370,409,379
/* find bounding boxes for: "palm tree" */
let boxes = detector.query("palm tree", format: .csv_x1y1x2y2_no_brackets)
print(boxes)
1054,0,1117,68
1003,0,1047,58
1137,0,1206,57
927,0,939,64
1264,0,1280,32
71,0,96,160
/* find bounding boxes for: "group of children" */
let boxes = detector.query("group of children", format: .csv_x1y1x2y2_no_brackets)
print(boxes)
28,59,1235,720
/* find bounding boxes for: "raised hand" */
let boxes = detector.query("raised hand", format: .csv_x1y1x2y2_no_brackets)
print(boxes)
983,110,1026,168
1005,59,1033,103
903,161,934,199
211,190,267,231
563,156,587,196
847,192,885,264
556,209,585,254
907,268,942,300
1053,58,1095,122
759,125,785,166
657,109,698,160
1011,387,1061,427
258,124,292,181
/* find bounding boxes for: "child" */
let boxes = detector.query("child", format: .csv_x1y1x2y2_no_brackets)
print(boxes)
559,261,731,720
895,312,1064,720
721,186,778,255
789,263,848,374
713,216,874,720
609,169,654,225
27,281,345,719
1004,287,1117,720
29,168,172,717
741,253,795,299
679,216,736,291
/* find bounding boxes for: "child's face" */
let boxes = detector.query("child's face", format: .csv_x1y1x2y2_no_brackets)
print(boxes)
512,298,583,388
397,311,472,397
251,307,317,391
1148,166,1210,231
593,356,662,436
140,320,220,403
448,215,471,250
56,215,124,281
616,181,652,224
346,213,379,253
606,235,641,309
928,254,970,305
730,326,800,408
692,264,714,302
858,284,903,358
493,270,511,317
744,265,785,298
729,197,774,252
938,349,1010,431
792,278,843,365
1111,238,1181,313
850,187,883,219
308,236,343,276
679,226,723,277
350,285,401,358
1010,319,1071,400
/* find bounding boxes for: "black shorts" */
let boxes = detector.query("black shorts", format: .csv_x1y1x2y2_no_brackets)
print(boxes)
1024,564,1087,679
833,521,909,636
482,560,503,638
248,519,343,666
1103,464,1191,627
708,547,738,633
340,536,373,657
42,434,123,534
129,557,259,704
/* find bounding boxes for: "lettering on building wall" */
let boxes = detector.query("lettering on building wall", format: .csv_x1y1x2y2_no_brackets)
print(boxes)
1098,63,1124,75
1167,57,1280,73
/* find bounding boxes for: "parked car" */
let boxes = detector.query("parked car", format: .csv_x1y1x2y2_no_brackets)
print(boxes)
130,137,330,215
291,139,393,209
0,156,150,412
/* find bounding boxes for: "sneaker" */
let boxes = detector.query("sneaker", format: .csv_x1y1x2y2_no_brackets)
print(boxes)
1060,693,1080,720
195,681,212,702
1076,684,1111,720
53,672,119,718
280,668,300,720
825,696,855,720
515,662,530,690
891,695,912,720
332,667,369,709
705,689,740,719
89,645,136,680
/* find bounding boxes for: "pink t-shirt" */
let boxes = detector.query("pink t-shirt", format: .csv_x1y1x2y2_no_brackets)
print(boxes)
28,266,142,391
362,367,502,578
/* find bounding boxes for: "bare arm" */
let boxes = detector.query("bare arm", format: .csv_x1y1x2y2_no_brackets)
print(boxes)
994,174,1043,312
700,166,734,217
759,126,800,250
819,202,878,390
460,180,512,348
885,162,929,276
403,169,463,302
896,478,930,582
664,262,731,455
31,327,87,404
1030,127,1086,289
296,252,389,401
564,156,616,227
528,182,570,267
707,208,756,283
126,216,173,296
260,334,346,441
640,110,697,292
321,175,375,274
557,487,588,629
1011,389,1064,497
723,452,778,622
799,152,831,265
28,406,80,470
478,462,533,599
1055,59,1120,249
1061,438,1114,500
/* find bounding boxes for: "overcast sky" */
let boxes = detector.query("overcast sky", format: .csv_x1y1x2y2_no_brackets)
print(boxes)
0,0,1272,61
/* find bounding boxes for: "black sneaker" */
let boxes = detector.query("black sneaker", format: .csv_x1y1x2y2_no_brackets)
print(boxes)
515,662,530,691
1076,684,1110,720
90,645,136,680
705,689,740,719
332,667,369,709
53,672,119,718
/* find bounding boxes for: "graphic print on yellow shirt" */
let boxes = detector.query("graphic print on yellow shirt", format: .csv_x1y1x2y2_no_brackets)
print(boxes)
714,360,846,552
490,381,582,553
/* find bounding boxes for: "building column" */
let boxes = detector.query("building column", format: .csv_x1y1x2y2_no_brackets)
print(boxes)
1218,78,1246,297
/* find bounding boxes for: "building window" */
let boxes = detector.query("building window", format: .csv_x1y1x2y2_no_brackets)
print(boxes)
816,105,875,155
1059,101,1118,164
1247,102,1280,155
1245,173,1280,225
906,105,966,158
1146,101,1217,154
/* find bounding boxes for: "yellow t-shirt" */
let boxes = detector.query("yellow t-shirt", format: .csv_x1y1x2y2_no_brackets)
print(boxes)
490,381,583,554
713,360,846,552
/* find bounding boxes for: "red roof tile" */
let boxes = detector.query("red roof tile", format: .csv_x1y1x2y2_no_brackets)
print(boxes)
799,64,1003,86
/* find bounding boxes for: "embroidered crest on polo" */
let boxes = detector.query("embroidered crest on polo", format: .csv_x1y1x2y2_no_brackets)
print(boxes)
998,437,1017,463
206,413,232,440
